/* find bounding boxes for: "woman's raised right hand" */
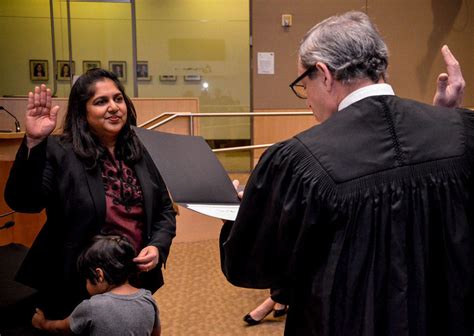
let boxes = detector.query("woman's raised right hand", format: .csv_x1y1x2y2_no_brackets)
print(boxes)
25,84,60,148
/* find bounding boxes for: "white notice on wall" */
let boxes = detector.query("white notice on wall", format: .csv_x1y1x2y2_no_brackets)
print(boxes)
257,52,275,75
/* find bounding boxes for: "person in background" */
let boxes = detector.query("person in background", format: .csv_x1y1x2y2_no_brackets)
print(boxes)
32,235,161,335
34,63,45,77
113,64,124,78
60,63,71,78
243,288,289,325
221,11,469,335
5,68,176,324
137,64,148,78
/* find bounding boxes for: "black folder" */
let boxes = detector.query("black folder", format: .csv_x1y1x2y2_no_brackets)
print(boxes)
133,127,240,220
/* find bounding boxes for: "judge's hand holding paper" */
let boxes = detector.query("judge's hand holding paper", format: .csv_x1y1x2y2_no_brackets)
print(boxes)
232,180,245,199
133,127,240,220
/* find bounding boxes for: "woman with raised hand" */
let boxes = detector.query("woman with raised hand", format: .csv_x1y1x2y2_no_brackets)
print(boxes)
5,68,176,323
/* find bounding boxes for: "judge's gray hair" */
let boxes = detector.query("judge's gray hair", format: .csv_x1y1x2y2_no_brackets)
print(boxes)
299,11,388,84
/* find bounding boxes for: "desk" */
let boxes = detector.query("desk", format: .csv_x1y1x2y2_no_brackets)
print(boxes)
0,132,24,161
0,132,44,247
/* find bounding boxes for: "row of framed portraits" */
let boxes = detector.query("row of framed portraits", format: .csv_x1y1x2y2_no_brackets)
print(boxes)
29,60,151,82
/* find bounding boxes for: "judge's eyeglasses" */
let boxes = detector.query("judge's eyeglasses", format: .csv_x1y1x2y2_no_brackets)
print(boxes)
289,65,316,99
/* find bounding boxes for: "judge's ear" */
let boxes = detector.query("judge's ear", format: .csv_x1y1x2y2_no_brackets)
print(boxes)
95,268,105,283
316,62,334,91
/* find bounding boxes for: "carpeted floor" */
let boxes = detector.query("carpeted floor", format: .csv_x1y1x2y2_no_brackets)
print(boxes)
154,239,286,335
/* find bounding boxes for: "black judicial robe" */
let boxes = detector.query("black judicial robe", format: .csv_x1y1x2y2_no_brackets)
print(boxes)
220,95,474,336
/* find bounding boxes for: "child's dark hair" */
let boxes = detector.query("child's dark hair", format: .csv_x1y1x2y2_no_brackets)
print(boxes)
77,235,138,286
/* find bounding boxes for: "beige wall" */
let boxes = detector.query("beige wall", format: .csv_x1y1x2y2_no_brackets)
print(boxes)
251,0,473,110
0,0,250,142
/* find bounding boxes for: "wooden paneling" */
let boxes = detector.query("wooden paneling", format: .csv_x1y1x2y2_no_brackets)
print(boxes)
174,206,223,243
0,132,24,161
0,98,68,133
0,161,14,246
252,0,366,110
0,139,46,248
252,109,317,165
133,98,199,135
369,0,474,105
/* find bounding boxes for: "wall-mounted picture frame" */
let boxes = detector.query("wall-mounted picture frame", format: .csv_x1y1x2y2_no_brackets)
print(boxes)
136,61,151,81
159,75,177,82
109,61,126,81
83,60,101,73
57,60,75,81
30,60,48,81
184,74,201,82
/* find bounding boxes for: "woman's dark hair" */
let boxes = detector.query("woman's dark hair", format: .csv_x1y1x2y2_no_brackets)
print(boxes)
61,68,142,168
77,235,138,286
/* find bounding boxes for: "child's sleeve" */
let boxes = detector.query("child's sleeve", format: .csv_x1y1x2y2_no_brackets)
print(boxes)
151,301,161,336
149,292,161,336
69,299,93,335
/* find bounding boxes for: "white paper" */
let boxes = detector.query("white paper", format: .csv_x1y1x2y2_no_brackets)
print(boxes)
181,203,240,221
257,52,275,74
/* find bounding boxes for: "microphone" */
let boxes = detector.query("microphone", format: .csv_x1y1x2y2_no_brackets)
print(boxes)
0,221,15,230
0,106,21,132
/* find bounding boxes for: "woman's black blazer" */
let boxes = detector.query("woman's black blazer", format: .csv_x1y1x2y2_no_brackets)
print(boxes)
4,136,176,296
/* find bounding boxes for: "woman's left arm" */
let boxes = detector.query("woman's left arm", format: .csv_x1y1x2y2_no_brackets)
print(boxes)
134,200,175,272
134,154,176,272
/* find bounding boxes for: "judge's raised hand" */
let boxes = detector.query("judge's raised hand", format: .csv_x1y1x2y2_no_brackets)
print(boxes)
433,45,465,108
26,84,60,148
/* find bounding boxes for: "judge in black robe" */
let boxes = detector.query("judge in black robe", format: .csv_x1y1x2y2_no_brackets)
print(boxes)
220,11,471,336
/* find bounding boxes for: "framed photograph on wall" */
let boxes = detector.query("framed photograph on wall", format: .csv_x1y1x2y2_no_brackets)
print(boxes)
83,60,101,73
159,75,177,82
136,61,151,81
30,60,48,81
109,61,126,81
184,74,201,82
57,60,75,81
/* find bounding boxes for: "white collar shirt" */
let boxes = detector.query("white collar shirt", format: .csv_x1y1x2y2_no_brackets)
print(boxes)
338,83,395,111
